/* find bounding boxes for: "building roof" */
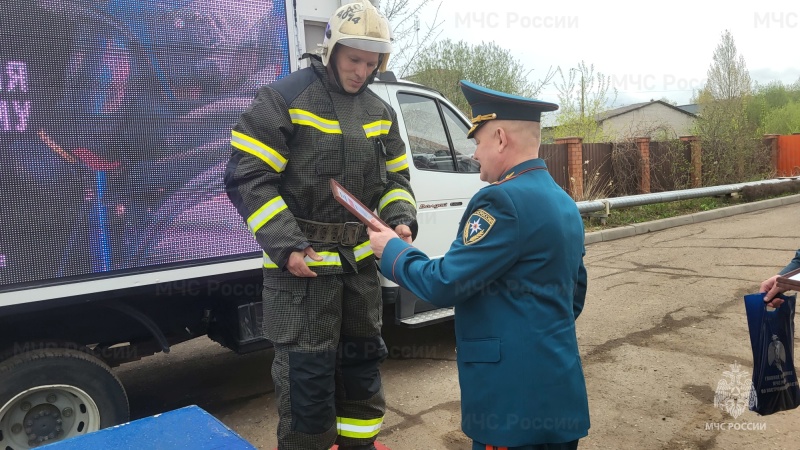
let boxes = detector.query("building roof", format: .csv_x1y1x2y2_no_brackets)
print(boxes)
595,100,698,122
677,103,700,115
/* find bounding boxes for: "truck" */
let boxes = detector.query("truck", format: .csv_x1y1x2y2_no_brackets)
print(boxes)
0,0,486,448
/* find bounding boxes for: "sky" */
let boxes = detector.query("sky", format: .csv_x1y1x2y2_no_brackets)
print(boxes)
409,0,800,111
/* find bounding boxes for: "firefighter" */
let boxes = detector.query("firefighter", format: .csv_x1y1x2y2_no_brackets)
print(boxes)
367,81,590,450
224,1,417,449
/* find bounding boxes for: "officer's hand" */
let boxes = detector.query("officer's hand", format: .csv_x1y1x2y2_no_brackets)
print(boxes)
761,274,785,307
394,224,412,244
286,247,322,277
367,219,399,259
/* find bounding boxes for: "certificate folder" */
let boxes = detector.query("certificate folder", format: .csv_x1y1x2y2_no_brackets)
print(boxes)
776,267,800,291
330,179,390,231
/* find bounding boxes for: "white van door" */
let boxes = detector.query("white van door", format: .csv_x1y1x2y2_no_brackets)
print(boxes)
370,83,486,325
385,87,485,255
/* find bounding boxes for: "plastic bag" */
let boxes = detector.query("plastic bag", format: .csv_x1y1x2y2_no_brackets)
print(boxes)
743,292,800,415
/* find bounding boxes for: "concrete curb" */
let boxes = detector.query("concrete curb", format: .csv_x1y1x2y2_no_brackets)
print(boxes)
584,194,800,245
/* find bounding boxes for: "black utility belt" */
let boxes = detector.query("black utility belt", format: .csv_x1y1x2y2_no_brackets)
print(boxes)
296,218,366,246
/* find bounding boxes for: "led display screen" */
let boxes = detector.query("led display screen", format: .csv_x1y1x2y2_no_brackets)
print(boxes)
0,0,290,290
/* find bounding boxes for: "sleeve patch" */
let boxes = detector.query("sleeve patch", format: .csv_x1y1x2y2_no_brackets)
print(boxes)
462,209,496,245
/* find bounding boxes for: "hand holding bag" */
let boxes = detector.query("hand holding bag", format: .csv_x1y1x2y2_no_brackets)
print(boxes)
743,292,800,415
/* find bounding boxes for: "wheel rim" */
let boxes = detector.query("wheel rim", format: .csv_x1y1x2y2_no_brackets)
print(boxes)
0,384,101,449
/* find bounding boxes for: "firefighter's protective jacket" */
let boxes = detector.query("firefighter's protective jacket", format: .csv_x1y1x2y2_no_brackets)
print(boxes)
225,56,417,274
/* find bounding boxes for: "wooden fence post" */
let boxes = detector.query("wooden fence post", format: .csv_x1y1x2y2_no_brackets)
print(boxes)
635,137,651,194
555,137,584,199
680,136,702,188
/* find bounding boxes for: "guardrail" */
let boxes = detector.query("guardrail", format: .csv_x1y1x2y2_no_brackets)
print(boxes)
576,177,800,215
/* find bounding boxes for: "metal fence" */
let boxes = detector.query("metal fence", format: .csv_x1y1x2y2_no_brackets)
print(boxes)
539,143,569,189
649,140,692,192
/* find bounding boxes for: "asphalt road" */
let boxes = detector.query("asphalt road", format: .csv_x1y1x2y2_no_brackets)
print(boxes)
114,195,800,450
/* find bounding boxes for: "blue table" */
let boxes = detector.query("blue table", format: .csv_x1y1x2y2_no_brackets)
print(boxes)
41,405,257,449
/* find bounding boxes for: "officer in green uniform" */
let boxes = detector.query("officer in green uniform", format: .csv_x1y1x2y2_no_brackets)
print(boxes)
367,80,590,450
224,2,417,449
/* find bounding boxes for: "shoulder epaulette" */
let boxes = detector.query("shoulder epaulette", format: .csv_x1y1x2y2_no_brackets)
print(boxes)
492,171,518,186
493,167,546,185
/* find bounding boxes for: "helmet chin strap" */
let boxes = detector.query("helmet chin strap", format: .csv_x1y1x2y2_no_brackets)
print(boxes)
326,58,344,90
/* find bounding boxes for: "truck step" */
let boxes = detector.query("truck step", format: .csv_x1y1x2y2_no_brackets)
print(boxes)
397,307,454,327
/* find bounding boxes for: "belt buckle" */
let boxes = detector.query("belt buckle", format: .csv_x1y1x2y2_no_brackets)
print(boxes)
340,222,361,246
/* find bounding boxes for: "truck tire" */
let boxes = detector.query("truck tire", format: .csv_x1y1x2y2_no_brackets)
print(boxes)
0,347,129,449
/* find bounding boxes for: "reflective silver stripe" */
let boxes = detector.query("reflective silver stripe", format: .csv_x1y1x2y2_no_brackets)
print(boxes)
379,189,416,212
336,416,383,439
263,252,279,269
354,241,373,261
363,120,391,138
385,154,409,172
307,252,341,267
231,130,287,173
262,244,372,269
247,197,287,234
289,109,341,134
262,251,342,269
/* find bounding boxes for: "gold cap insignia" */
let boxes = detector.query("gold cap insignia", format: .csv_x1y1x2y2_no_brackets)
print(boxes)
467,113,497,137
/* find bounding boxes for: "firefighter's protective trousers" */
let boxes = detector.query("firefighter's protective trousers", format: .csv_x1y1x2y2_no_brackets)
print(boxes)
267,264,387,449
224,55,416,450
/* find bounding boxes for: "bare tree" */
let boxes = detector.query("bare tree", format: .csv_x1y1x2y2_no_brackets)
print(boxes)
377,0,444,76
693,30,768,185
705,29,752,101
552,61,617,142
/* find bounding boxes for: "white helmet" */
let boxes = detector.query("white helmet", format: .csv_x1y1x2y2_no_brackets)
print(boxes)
321,0,392,72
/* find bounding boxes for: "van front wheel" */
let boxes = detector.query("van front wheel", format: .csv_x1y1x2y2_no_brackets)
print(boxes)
0,347,129,449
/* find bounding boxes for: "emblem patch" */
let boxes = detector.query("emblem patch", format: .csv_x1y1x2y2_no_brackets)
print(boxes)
462,209,496,245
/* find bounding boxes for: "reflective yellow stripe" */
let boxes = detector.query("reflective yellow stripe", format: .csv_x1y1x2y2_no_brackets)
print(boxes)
231,130,287,173
289,109,342,134
262,252,280,269
385,154,409,172
354,241,373,261
307,251,342,267
379,189,416,212
261,243,373,269
363,120,392,138
248,197,287,233
336,416,383,439
262,251,342,269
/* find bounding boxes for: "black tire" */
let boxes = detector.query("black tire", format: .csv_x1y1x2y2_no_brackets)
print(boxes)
0,347,129,449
